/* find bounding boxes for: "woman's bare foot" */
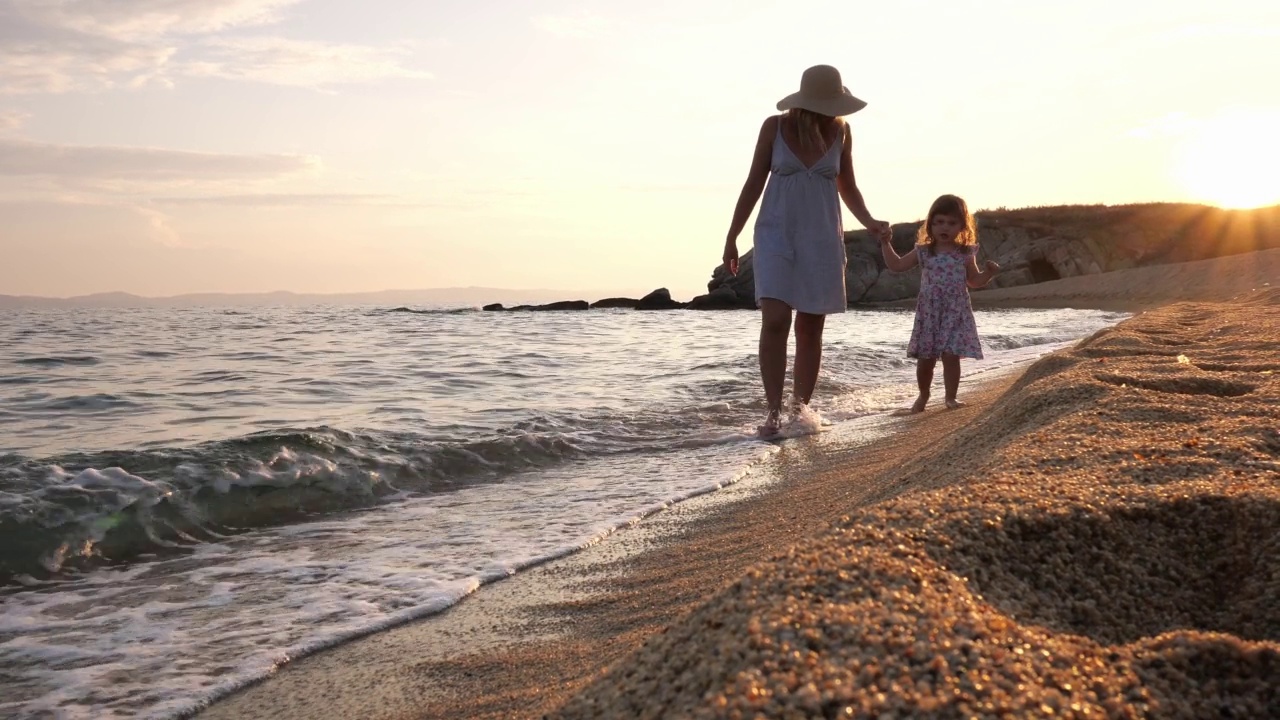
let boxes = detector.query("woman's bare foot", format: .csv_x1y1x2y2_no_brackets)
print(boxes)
911,392,930,413
757,409,782,438
945,398,966,410
787,399,808,420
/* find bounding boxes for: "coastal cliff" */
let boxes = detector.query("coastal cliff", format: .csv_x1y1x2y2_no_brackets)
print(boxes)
703,202,1280,308
480,202,1278,311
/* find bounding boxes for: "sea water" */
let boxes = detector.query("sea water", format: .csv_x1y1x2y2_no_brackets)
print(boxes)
0,304,1126,718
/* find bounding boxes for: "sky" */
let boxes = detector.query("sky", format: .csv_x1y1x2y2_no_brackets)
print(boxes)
1,0,1278,299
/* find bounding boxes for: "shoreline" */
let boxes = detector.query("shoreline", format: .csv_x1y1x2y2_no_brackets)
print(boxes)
553,288,1279,718
198,369,1029,720
199,249,1278,719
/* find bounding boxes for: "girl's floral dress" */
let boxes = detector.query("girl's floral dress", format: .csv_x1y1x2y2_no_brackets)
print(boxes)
908,247,984,360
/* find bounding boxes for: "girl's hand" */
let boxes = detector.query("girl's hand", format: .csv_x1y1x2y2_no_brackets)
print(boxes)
985,260,1000,274
723,241,739,276
868,220,891,242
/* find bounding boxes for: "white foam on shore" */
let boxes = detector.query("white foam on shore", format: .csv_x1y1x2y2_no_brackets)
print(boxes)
2,440,781,720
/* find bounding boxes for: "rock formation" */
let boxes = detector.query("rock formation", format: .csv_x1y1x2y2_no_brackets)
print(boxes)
705,202,1280,307
480,203,1279,311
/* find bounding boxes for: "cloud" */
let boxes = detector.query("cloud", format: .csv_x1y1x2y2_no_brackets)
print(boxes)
132,204,184,245
185,37,432,87
0,0,431,93
532,12,610,39
0,138,317,179
152,192,406,206
0,108,28,132
8,0,304,40
0,39,175,94
0,3,173,93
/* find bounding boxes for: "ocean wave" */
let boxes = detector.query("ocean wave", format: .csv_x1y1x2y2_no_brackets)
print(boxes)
14,355,101,367
0,394,773,586
0,424,612,584
39,393,139,411
381,306,479,315
0,376,42,385
983,332,1090,352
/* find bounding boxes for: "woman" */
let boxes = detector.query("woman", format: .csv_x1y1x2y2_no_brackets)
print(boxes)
722,64,890,436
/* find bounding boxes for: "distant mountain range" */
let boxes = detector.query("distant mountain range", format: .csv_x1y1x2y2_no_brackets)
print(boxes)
0,287,658,310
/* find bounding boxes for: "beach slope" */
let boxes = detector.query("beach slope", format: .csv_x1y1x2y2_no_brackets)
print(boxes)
553,288,1279,718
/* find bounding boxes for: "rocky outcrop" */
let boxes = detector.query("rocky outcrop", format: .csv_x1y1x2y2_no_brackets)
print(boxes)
707,203,1280,306
532,300,589,311
484,300,589,311
635,288,686,310
590,297,640,309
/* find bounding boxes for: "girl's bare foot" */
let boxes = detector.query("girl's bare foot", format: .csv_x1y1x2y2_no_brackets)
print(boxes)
757,409,782,438
911,392,930,413
945,398,966,410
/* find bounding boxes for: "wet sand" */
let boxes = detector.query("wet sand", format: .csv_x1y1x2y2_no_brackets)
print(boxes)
199,250,1278,719
555,287,1279,719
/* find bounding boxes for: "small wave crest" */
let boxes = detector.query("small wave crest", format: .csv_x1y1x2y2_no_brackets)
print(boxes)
381,306,479,315
983,331,1090,352
0,422,628,584
14,355,101,367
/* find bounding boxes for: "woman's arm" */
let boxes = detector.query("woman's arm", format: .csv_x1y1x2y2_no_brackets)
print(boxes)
879,236,919,273
837,125,889,239
722,117,777,274
965,253,1000,288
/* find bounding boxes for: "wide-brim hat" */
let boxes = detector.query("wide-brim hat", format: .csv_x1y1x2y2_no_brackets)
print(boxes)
776,64,866,117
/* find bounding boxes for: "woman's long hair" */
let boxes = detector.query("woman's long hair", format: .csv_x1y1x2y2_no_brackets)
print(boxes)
786,108,844,154
916,194,977,255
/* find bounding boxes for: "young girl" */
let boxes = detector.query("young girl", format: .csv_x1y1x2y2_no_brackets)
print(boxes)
879,194,999,412
721,64,891,436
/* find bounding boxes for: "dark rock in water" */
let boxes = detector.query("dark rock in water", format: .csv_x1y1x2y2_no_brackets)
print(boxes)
687,285,753,310
636,288,686,310
509,305,534,311
706,254,758,309
530,300,589,311
482,303,504,311
590,297,640,309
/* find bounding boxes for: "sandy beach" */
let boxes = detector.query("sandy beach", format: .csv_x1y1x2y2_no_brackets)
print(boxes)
199,249,1277,719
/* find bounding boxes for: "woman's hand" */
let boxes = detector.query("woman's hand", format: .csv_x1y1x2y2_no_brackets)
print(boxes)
868,220,891,242
722,241,739,276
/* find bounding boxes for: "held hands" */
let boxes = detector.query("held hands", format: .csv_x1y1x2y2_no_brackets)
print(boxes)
870,220,892,244
984,260,1000,274
722,241,739,276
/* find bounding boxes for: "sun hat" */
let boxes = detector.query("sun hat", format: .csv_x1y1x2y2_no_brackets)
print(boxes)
775,65,866,117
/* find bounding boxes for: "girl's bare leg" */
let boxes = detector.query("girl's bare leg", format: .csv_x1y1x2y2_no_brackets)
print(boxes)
758,298,793,432
792,311,826,410
913,357,937,413
942,353,963,408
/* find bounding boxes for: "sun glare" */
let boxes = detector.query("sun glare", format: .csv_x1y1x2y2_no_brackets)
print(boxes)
1175,109,1280,209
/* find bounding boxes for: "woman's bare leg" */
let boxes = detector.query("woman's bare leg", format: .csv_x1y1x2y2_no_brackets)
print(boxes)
792,311,826,409
913,357,937,412
758,298,793,431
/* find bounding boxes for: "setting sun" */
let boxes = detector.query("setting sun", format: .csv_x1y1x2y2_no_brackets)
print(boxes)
1176,109,1280,209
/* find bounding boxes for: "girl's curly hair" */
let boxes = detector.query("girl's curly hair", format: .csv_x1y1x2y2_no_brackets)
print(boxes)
917,194,977,255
